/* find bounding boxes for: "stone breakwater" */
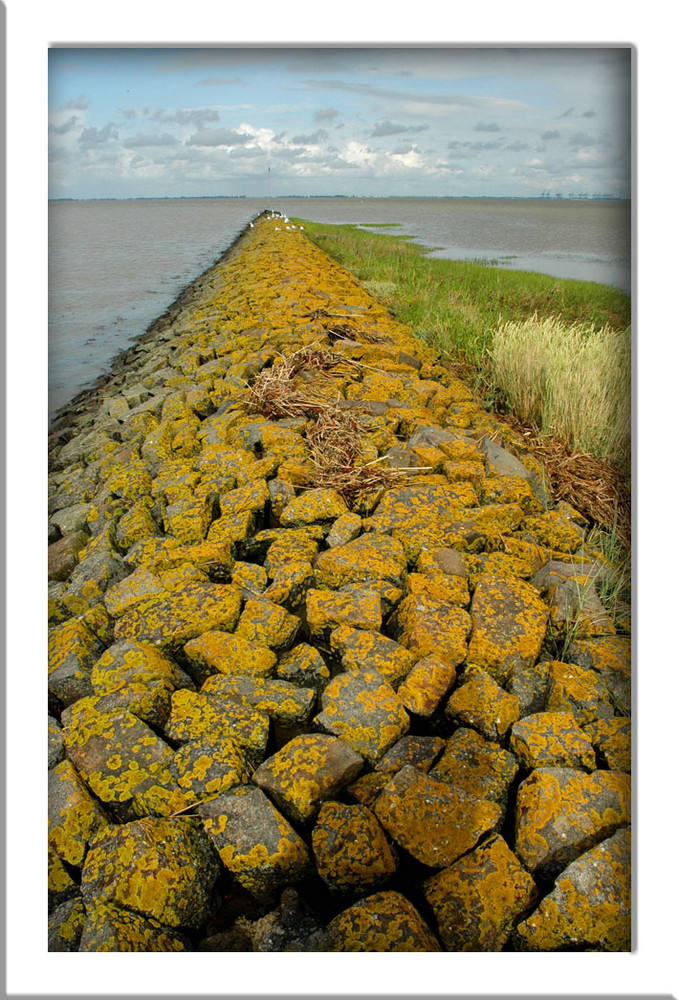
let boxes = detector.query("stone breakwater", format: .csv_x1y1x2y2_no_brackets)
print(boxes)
48,212,632,952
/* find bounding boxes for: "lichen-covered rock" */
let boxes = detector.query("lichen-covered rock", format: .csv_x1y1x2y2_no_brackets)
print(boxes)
182,630,277,680
49,847,79,912
48,760,109,866
306,587,382,640
514,767,632,877
91,638,190,694
171,737,250,801
315,668,409,764
423,834,539,951
523,509,586,553
314,532,407,596
397,655,457,717
430,728,519,805
276,642,330,693
48,897,87,952
164,689,269,766
113,581,241,651
445,665,520,741
467,573,549,685
265,558,314,609
234,597,300,652
327,891,441,952
545,660,614,725
202,674,316,726
63,708,188,817
371,737,443,778
48,617,102,706
510,711,597,771
81,817,221,929
103,566,165,617
78,901,190,952
329,624,414,687
253,733,364,825
388,593,471,667
48,530,89,582
326,511,363,548
199,785,311,902
311,800,398,893
48,716,65,769
514,826,631,951
279,487,348,527
584,717,631,772
405,570,469,607
374,765,502,868
564,635,631,714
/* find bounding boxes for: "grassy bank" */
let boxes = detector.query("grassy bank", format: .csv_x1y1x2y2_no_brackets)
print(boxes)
297,217,632,630
297,218,631,471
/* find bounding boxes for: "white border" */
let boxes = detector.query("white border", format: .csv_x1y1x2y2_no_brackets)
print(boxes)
7,1,675,996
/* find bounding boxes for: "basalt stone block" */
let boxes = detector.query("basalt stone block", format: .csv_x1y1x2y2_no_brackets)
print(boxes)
279,487,349,527
374,765,502,869
164,689,269,766
545,660,614,725
375,735,446,775
103,566,165,617
546,577,616,639
81,817,220,930
564,635,631,715
171,737,250,801
199,785,311,902
306,587,382,640
364,483,469,560
510,711,597,771
467,574,549,685
423,834,539,951
48,898,87,952
387,593,471,667
234,597,301,652
63,708,189,817
265,559,314,609
276,642,330,693
48,618,102,706
91,639,192,694
315,669,409,765
514,826,631,951
48,530,89,582
48,716,65,769
183,631,277,681
329,625,414,688
311,800,398,894
522,509,586,554
202,674,316,726
429,728,519,807
113,581,241,651
48,760,109,867
314,532,407,593
253,733,364,825
514,767,632,877
397,655,457,717
445,665,520,742
48,848,79,912
584,717,631,772
325,512,363,548
405,571,469,608
327,891,441,952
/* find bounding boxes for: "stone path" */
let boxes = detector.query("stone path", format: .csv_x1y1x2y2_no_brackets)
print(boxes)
48,212,631,952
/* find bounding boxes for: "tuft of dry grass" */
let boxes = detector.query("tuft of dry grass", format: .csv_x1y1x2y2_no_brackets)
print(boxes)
306,405,409,503
244,345,350,418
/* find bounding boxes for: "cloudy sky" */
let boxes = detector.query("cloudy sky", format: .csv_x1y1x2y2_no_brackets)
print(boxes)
48,46,631,200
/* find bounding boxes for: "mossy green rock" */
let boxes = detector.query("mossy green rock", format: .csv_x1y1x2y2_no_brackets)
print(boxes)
81,817,220,929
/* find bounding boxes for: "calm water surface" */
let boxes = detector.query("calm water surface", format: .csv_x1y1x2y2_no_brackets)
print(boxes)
49,196,631,420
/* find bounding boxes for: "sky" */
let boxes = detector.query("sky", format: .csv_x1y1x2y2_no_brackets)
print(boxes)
48,46,632,199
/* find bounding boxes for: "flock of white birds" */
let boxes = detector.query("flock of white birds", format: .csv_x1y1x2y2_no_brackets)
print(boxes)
249,211,304,232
